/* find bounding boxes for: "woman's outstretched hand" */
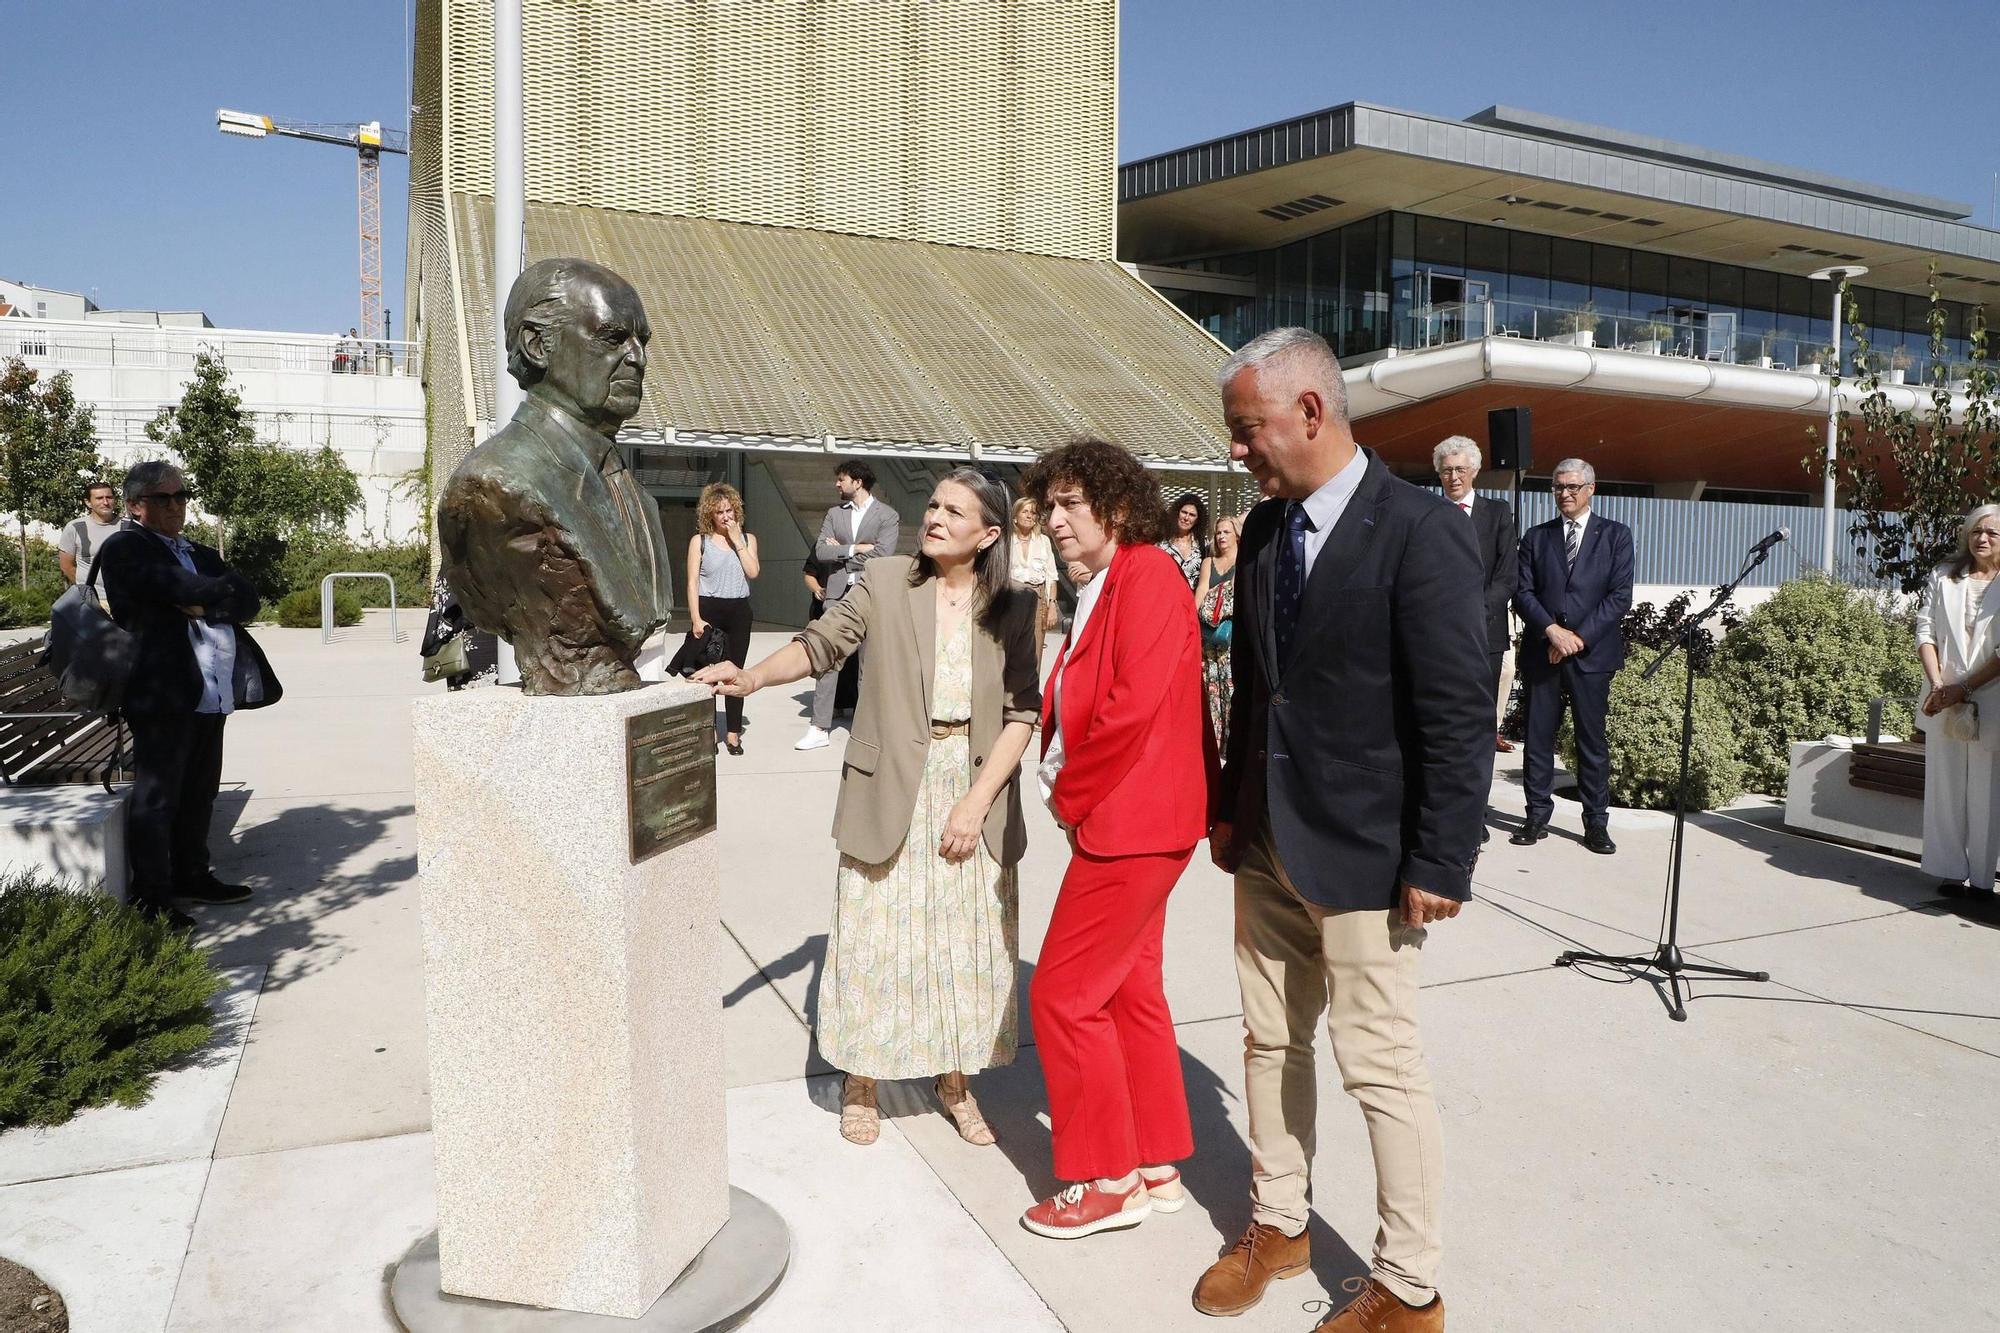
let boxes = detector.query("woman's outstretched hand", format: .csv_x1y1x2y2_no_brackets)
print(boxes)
694,663,755,696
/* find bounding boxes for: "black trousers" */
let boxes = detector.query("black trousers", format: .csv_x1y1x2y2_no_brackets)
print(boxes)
125,710,227,910
1522,663,1613,824
698,595,754,733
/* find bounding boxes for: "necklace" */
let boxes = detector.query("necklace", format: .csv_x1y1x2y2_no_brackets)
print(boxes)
940,581,974,610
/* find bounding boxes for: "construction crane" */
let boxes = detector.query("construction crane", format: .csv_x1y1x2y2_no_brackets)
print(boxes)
217,109,410,341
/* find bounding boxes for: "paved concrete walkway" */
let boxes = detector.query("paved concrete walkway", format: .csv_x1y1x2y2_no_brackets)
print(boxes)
3,616,1997,1331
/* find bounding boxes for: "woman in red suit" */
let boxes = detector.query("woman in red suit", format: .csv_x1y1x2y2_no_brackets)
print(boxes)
1018,437,1212,1240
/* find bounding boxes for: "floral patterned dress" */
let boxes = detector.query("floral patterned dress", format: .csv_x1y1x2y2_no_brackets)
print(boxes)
817,613,1019,1078
1200,564,1236,749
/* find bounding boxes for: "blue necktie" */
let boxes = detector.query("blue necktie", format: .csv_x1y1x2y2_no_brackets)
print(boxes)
1274,502,1310,663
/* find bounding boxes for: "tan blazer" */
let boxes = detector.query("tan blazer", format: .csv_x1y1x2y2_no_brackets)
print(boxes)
798,556,1042,865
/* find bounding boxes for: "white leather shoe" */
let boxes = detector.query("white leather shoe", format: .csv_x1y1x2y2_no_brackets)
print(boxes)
794,727,831,751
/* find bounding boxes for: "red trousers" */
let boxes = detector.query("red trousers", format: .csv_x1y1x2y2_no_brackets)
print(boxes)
1031,845,1195,1182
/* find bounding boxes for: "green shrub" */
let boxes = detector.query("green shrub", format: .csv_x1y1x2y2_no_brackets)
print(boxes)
1561,660,1746,812
281,537,429,610
0,575,63,629
0,536,65,589
1716,575,1925,793
276,587,361,628
0,873,224,1129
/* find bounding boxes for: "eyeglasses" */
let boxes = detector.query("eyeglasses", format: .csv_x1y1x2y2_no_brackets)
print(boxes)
140,489,192,504
1437,465,1477,476
1551,483,1592,495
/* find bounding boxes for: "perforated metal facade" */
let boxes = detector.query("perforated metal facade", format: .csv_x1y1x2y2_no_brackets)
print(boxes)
440,0,1116,261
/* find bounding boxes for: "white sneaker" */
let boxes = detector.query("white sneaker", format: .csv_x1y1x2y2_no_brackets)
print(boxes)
794,726,831,751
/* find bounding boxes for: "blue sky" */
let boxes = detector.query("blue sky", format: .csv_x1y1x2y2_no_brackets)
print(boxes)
7,0,1994,334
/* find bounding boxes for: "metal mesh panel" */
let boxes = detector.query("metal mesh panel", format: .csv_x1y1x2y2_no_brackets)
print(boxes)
410,0,474,507
441,0,1114,260
450,195,1227,464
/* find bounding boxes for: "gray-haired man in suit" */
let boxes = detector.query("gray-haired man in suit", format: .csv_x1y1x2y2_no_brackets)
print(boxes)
798,458,898,750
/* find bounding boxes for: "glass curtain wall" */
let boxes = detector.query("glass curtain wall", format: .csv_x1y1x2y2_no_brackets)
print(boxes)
1153,209,1986,376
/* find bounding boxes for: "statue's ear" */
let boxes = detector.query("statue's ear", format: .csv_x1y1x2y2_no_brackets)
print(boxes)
518,319,552,372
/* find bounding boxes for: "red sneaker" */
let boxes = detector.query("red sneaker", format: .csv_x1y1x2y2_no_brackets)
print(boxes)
1021,1178,1151,1239
1138,1165,1186,1213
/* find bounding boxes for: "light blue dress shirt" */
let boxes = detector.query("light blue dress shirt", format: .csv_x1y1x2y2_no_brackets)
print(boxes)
1292,445,1370,578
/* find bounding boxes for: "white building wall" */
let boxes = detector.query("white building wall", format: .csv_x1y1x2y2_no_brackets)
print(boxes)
0,318,427,543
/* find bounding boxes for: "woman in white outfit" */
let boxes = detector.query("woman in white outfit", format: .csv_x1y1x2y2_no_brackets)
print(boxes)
1914,505,2000,899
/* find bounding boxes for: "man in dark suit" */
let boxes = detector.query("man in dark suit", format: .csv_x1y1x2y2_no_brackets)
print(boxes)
1511,457,1634,855
798,459,898,750
1196,329,1490,1333
1435,435,1518,841
97,462,282,930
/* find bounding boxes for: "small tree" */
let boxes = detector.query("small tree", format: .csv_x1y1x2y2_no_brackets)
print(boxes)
146,349,360,557
1820,267,1999,592
0,359,106,589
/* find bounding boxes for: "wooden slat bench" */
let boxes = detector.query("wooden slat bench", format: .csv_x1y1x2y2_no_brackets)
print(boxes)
0,637,130,790
1849,740,1924,800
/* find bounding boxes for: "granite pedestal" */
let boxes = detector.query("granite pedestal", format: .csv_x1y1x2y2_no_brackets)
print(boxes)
412,682,729,1317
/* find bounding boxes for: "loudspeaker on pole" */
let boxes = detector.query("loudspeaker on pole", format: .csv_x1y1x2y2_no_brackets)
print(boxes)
1488,406,1532,473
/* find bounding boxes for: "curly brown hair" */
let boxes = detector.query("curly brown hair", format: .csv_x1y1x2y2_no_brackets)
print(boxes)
1019,437,1167,546
695,482,745,537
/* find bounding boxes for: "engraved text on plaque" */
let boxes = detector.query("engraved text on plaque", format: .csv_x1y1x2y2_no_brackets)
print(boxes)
626,699,717,862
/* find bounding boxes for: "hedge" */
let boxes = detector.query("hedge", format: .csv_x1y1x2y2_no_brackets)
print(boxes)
1716,575,1925,793
1560,657,1746,812
277,587,362,628
0,874,224,1129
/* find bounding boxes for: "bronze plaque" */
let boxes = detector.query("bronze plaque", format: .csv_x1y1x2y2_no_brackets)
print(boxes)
626,699,717,863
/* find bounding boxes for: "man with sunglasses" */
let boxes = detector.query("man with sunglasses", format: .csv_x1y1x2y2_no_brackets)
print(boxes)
96,461,282,929
1512,459,1633,854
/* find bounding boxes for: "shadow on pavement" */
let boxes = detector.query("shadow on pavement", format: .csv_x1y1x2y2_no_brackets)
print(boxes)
195,794,415,990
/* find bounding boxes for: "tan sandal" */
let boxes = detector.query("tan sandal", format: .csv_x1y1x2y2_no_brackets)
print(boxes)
935,1073,997,1146
839,1074,879,1146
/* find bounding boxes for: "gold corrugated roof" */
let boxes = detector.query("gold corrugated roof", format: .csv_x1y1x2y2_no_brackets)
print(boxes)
451,194,1231,467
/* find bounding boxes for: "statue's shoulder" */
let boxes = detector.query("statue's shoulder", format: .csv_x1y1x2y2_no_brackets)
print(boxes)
442,420,551,504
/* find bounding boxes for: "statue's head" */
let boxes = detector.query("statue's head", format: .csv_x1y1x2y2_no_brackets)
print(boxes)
504,258,650,434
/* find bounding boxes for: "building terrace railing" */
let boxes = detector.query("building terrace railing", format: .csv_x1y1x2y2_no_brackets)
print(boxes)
1405,297,1982,388
0,317,422,380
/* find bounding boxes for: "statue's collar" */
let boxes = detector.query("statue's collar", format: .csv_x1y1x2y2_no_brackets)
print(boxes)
518,396,621,473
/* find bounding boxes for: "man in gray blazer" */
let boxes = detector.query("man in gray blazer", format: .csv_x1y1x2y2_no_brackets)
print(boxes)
799,459,898,750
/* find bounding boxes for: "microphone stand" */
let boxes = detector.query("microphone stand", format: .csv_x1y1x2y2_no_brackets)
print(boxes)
1554,536,1776,1022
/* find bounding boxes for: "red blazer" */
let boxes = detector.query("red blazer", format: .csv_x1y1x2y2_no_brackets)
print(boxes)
1041,543,1211,857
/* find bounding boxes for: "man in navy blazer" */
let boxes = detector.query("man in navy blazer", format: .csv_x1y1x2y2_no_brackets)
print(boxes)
1511,458,1633,854
1197,328,1489,1330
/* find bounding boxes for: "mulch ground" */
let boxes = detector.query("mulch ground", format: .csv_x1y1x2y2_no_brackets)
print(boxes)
0,1258,65,1333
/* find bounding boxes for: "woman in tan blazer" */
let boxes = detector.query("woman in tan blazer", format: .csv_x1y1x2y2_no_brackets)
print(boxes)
698,468,1041,1145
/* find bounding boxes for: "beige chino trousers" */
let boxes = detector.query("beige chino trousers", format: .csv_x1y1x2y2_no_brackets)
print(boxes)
1234,825,1444,1307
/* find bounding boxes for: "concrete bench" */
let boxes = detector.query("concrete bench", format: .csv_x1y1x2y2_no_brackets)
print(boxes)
0,637,132,898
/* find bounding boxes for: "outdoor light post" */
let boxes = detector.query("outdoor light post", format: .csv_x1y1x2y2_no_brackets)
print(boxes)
492,0,523,684
1809,264,1867,573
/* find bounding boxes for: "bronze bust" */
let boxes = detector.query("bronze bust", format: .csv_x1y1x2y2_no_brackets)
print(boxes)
438,259,675,695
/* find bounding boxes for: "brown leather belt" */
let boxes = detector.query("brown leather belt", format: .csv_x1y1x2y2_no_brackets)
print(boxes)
930,720,971,739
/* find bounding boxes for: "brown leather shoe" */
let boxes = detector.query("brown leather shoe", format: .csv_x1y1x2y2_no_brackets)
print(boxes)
1192,1221,1309,1316
1495,735,1514,753
1312,1277,1444,1331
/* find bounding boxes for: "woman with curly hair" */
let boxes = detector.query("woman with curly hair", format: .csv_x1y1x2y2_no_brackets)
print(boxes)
1017,436,1209,1240
686,483,760,754
1159,492,1209,592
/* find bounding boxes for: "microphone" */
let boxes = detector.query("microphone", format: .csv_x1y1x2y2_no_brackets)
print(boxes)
1749,526,1790,557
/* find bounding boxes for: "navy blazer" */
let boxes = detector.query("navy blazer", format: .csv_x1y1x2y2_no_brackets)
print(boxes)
1215,449,1494,907
1513,512,1634,675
